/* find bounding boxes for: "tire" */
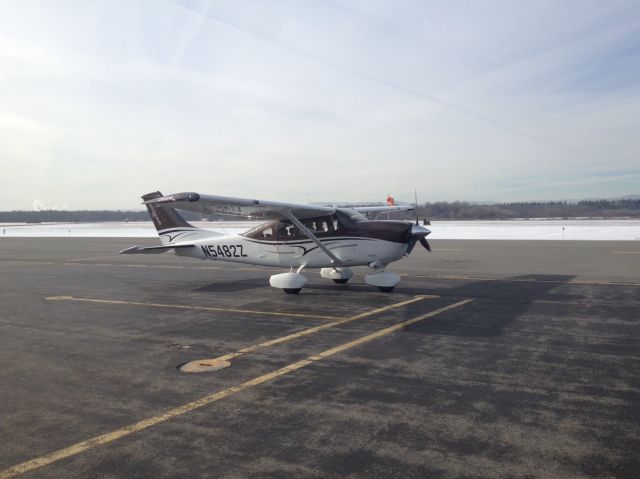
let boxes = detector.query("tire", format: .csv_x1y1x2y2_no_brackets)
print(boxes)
332,278,349,284
283,288,301,294
378,286,394,293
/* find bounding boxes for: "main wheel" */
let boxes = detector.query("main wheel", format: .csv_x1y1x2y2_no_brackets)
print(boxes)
378,286,394,293
283,288,301,294
332,278,349,284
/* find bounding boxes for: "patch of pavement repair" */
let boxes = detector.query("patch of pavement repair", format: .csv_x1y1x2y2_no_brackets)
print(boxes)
178,358,232,373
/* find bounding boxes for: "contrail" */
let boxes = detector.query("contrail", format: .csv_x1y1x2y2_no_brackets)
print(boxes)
168,0,555,147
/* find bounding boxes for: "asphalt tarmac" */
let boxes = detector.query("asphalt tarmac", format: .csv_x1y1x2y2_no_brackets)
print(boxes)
1,238,639,478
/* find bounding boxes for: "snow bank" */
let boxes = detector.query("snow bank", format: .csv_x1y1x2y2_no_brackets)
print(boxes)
428,219,640,240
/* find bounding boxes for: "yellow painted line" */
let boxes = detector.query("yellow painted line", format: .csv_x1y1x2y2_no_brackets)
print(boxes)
611,251,640,255
404,274,640,287
45,296,341,321
214,294,433,362
0,298,472,479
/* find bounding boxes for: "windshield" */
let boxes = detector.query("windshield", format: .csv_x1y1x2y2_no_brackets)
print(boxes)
336,208,368,222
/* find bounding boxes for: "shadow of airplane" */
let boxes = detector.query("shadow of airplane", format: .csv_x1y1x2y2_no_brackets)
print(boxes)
396,273,576,337
190,271,577,338
194,279,266,293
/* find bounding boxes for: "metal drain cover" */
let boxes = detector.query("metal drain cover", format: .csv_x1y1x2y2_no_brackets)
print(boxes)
179,359,231,373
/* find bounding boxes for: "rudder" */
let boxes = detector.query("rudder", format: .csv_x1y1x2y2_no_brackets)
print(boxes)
142,191,197,245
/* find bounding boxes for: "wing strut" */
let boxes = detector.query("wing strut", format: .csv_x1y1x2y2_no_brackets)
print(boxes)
283,210,343,265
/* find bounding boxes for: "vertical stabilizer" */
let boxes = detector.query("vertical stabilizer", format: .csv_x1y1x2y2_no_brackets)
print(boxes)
141,191,198,245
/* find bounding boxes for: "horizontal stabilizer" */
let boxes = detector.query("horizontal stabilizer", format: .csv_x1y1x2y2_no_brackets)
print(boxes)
119,244,195,255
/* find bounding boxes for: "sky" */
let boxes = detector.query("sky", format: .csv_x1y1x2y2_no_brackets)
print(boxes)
0,0,639,210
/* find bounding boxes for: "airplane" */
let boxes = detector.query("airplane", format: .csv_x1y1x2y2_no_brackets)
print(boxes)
120,191,431,294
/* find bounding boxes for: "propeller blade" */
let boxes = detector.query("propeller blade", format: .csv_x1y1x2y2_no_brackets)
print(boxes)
414,189,419,225
405,238,417,256
406,221,430,256
419,237,431,252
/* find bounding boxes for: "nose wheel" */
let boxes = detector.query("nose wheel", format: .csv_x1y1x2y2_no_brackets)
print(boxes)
321,267,353,284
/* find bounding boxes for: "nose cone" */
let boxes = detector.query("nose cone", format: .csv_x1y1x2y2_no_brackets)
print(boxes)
411,224,431,237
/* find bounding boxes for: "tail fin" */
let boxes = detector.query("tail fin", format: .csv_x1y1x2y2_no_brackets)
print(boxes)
142,191,199,245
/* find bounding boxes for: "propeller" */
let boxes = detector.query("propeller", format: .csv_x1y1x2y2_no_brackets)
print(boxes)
405,190,431,255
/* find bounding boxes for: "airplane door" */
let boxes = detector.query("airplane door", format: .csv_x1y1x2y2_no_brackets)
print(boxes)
275,222,298,266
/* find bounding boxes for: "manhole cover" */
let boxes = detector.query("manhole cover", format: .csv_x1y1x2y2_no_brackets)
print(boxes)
178,359,231,373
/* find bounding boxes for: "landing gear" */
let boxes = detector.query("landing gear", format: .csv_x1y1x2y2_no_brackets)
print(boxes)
320,267,353,284
364,265,400,293
270,272,307,294
269,265,400,293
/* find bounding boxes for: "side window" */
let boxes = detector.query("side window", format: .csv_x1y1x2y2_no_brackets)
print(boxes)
276,222,303,240
303,219,317,232
273,216,338,239
261,227,273,239
243,220,280,240
316,217,334,235
278,223,295,239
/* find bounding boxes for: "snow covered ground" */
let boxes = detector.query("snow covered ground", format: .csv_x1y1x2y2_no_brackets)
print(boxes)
428,219,640,240
1,219,639,240
0,221,257,238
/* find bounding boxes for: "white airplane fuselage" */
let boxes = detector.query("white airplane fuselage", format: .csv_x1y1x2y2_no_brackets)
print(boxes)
172,230,409,269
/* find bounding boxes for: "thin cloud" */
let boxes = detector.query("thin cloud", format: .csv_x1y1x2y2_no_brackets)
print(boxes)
0,1,638,209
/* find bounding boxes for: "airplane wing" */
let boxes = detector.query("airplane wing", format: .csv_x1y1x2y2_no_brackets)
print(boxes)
353,205,415,214
143,192,335,220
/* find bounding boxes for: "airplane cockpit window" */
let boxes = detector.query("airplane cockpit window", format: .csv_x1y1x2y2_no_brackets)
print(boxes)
303,219,319,232
278,223,299,239
243,215,343,241
301,215,335,236
336,208,367,222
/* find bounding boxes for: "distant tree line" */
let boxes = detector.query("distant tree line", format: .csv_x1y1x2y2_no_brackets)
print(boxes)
1,199,639,223
416,199,640,220
0,209,209,223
